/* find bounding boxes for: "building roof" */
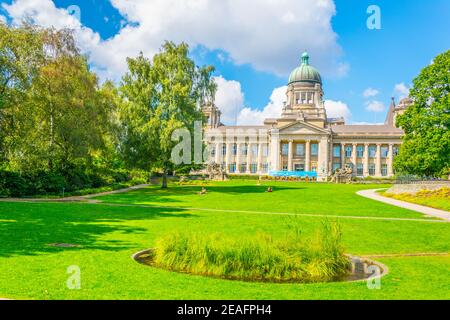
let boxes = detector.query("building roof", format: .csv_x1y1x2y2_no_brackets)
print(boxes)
385,97,396,126
288,52,322,85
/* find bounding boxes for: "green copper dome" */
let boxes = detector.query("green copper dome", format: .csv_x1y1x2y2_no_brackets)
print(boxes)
288,52,322,85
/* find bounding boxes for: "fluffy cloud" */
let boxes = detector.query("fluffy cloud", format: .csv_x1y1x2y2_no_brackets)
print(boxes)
3,0,346,81
394,82,410,99
363,87,379,98
0,15,6,23
324,100,352,121
237,86,287,125
365,100,385,113
214,76,245,125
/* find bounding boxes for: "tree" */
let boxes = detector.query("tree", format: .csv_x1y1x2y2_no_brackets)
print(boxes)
395,50,450,177
118,42,216,188
0,23,44,163
7,27,110,173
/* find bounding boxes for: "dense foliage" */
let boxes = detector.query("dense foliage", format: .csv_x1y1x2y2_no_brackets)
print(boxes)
395,50,450,177
0,23,216,196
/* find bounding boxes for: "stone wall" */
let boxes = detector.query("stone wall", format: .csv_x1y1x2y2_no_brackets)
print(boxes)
387,182,450,195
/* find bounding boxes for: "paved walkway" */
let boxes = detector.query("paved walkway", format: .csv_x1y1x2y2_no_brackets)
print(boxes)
357,189,450,222
0,184,151,203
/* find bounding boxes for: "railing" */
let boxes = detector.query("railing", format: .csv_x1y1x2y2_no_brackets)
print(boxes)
394,177,450,185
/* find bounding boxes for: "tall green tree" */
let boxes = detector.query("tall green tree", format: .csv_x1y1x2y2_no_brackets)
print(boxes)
395,50,450,177
0,23,44,163
119,42,216,188
5,27,111,173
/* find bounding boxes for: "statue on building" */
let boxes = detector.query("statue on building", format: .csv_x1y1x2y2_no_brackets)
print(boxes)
331,165,354,184
205,162,228,181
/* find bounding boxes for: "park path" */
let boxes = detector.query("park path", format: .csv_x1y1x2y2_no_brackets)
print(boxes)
0,184,151,203
357,189,450,222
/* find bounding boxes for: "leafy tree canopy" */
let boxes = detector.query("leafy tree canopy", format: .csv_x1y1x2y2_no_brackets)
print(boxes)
395,50,450,177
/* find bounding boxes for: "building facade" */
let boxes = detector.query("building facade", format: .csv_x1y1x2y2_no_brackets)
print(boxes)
204,52,411,181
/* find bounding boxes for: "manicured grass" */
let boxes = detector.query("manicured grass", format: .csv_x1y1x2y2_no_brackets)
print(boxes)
0,181,449,300
383,188,450,212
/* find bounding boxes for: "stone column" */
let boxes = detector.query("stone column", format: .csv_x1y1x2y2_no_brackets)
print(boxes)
364,144,370,176
246,143,252,174
376,143,382,177
270,129,280,172
318,138,329,181
257,143,264,174
215,143,221,164
288,140,294,171
388,144,394,177
236,143,242,174
305,140,311,172
352,143,358,171
341,143,346,169
226,143,233,173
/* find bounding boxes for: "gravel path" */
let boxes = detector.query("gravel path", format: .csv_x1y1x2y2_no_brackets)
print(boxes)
357,189,450,222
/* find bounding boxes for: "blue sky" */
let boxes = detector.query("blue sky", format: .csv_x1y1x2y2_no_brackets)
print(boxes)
1,0,449,124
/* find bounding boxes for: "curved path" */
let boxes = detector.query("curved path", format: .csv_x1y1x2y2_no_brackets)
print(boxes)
357,189,450,222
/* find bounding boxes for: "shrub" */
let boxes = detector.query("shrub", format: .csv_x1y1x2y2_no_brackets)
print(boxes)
152,221,349,283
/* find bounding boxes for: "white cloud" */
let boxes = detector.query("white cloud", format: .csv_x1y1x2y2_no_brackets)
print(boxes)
363,87,379,98
237,86,287,125
365,100,385,113
0,15,6,23
394,82,410,99
214,76,245,125
324,100,352,121
3,0,347,81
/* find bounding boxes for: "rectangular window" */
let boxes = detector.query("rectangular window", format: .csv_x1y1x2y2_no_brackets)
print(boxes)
294,164,305,172
357,163,364,176
296,144,305,156
263,145,269,157
311,143,319,156
369,164,376,176
282,165,288,171
222,144,227,156
240,163,247,173
369,146,377,158
381,164,388,176
333,145,341,158
381,147,388,158
282,143,289,156
393,146,399,156
345,146,353,158
252,145,258,156
262,163,269,173
242,144,248,156
357,146,364,158
232,144,237,156
229,163,236,173
251,163,258,174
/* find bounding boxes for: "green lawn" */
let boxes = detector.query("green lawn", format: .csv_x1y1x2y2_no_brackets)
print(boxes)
0,180,449,300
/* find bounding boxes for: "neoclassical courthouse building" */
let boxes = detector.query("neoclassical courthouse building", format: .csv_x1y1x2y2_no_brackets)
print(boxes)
203,52,412,181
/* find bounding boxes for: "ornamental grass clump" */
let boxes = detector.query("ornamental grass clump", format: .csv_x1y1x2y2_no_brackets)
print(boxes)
152,221,350,283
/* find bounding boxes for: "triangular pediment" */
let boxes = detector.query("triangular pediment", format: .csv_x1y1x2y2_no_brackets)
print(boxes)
278,121,329,135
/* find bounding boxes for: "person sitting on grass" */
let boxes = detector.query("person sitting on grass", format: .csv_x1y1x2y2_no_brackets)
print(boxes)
199,187,207,195
266,187,273,193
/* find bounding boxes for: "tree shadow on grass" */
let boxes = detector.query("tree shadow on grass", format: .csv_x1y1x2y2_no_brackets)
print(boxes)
0,201,195,258
96,185,300,205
